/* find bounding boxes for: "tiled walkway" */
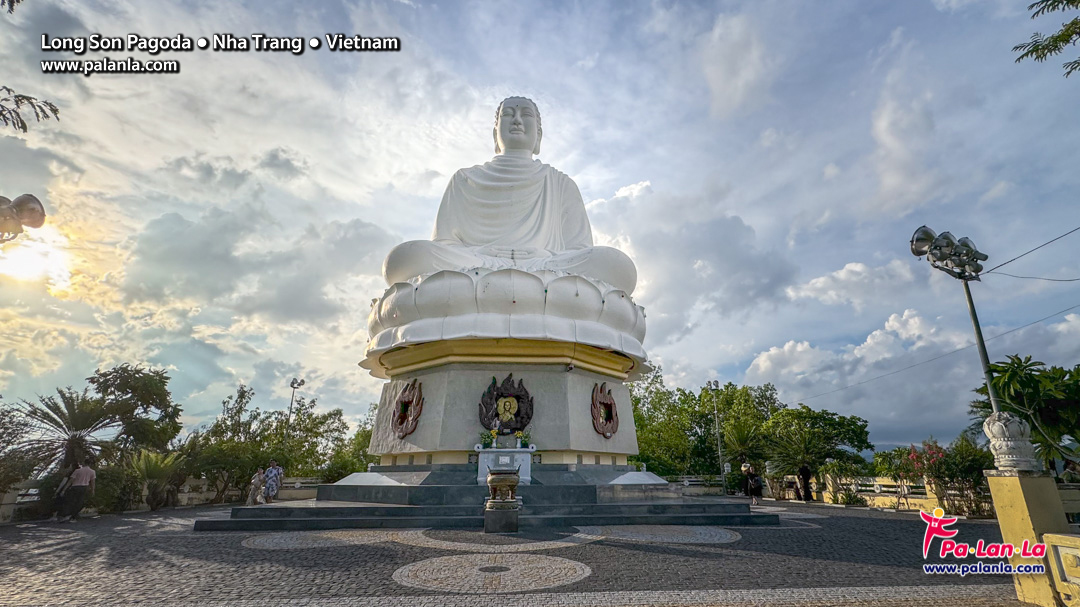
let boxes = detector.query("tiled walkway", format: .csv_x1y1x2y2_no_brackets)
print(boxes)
0,501,1024,606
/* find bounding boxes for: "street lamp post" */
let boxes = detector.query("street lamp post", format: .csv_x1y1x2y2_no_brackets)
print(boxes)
285,377,305,441
909,226,1038,471
0,194,46,243
707,380,726,493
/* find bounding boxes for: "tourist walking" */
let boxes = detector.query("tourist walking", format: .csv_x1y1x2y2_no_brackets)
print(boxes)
47,465,75,522
246,467,266,506
58,460,95,522
745,465,763,506
798,464,813,502
740,462,751,496
263,460,283,504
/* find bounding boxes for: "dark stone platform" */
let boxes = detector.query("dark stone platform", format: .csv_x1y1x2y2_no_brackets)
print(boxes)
192,463,780,531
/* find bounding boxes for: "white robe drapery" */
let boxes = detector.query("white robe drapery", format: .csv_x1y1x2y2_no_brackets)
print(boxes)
432,155,592,256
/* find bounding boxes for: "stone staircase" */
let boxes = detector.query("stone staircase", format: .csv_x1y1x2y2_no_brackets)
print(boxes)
193,463,780,531
193,495,779,531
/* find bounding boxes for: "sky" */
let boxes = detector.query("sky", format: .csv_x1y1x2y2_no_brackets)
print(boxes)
1,0,1078,451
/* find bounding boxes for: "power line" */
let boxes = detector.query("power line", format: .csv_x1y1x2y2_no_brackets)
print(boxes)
985,271,1080,282
788,301,1080,404
984,225,1080,274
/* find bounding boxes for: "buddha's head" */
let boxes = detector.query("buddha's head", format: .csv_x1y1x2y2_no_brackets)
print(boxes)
493,96,542,155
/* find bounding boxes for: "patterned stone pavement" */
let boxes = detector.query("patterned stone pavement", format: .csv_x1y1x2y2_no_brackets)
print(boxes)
0,500,1026,606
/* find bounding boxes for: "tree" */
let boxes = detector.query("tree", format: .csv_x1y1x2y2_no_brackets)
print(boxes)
968,355,1080,467
322,408,380,483
630,369,788,478
197,439,265,503
16,388,119,472
763,405,873,476
766,424,830,477
88,364,183,454
129,449,186,511
2,3,62,134
0,403,36,493
268,396,349,476
1014,0,1080,77
913,435,995,516
0,86,59,134
874,447,919,508
196,383,349,499
723,416,766,466
629,368,698,476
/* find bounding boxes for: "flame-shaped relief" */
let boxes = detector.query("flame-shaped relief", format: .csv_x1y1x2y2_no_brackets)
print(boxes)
392,379,424,439
591,382,619,438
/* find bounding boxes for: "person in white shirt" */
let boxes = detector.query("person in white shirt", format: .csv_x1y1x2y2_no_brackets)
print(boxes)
59,460,96,522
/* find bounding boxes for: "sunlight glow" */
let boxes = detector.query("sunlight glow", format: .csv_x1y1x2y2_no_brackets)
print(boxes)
0,225,73,291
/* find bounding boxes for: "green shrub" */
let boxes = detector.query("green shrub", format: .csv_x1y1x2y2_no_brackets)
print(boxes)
320,452,361,484
727,471,747,495
87,466,142,514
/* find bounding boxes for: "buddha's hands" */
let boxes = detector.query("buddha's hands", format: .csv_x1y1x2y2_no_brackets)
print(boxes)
478,245,550,260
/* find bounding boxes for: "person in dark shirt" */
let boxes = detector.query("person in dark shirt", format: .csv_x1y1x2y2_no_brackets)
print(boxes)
798,464,813,502
745,465,763,506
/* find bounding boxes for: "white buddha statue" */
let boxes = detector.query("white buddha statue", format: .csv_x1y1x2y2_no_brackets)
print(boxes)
382,96,638,295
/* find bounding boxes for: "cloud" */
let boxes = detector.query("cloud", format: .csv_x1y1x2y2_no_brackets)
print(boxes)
589,183,797,346
870,81,942,213
123,205,396,324
979,180,1012,203
930,0,982,12
701,13,775,119
257,148,308,181
745,310,1080,447
122,208,267,303
786,260,919,311
865,29,946,215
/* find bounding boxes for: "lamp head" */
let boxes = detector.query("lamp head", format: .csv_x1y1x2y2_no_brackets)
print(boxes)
929,231,958,262
12,194,45,229
910,225,936,257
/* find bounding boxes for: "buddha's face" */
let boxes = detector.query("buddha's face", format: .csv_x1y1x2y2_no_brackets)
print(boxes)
494,97,541,155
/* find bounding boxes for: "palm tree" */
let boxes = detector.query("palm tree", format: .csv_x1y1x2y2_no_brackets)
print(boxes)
723,416,764,466
18,388,119,472
129,450,186,510
767,425,828,477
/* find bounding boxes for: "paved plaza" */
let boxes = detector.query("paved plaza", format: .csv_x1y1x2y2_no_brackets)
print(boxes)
0,500,1024,606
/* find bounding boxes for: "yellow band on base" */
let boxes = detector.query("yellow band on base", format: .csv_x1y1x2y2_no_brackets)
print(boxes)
378,339,636,379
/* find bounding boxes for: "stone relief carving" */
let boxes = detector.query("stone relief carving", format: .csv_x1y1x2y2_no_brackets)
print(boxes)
392,379,424,439
591,382,619,438
479,373,533,434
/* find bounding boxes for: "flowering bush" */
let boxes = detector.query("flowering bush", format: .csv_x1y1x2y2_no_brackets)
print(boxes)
874,447,919,509
914,435,994,517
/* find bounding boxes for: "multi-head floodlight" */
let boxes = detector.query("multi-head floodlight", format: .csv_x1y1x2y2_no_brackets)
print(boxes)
909,224,1002,414
910,225,989,281
0,194,46,243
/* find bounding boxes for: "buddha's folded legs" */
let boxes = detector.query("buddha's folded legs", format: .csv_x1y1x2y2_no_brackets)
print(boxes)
383,241,637,294
540,246,638,294
382,240,489,285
